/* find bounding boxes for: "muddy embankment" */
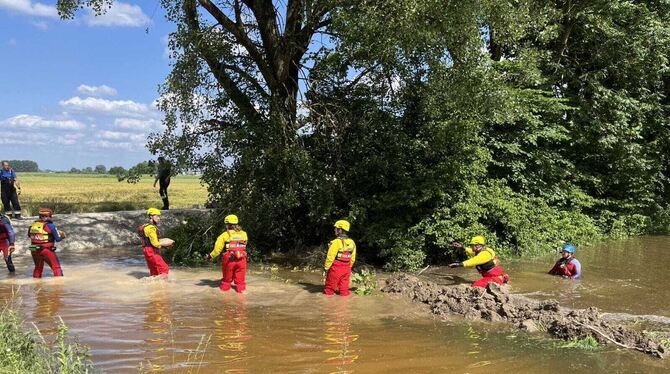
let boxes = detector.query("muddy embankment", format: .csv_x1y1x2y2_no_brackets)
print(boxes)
10,209,208,252
382,274,668,358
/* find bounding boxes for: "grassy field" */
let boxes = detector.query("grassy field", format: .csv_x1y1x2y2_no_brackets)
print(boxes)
14,173,208,215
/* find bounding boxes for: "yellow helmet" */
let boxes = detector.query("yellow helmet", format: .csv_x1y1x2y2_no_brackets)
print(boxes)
334,220,350,232
469,235,486,245
224,214,239,225
147,208,161,216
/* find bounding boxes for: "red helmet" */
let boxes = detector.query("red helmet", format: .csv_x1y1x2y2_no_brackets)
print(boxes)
38,208,53,217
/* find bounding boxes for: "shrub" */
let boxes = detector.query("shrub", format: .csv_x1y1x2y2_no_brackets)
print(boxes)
351,268,379,296
382,180,600,271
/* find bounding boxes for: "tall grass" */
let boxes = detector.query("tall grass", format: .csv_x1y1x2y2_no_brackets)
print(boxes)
17,173,208,215
0,290,97,373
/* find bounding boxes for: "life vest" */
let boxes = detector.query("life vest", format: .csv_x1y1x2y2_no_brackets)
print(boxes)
29,221,54,248
225,230,247,260
138,223,160,248
474,247,501,273
0,215,9,240
334,238,354,263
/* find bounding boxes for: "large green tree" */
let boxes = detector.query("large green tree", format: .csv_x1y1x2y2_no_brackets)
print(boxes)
59,0,670,269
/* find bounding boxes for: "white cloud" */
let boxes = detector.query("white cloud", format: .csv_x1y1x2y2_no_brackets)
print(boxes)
85,2,151,28
0,0,58,18
59,96,158,118
77,84,118,97
114,117,160,130
85,140,143,151
97,130,145,142
57,133,85,145
31,20,48,30
1,114,85,130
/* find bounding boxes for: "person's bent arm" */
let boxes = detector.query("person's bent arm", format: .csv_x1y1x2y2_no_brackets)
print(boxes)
209,232,228,259
324,240,340,271
2,218,15,244
349,242,356,268
462,250,494,268
46,223,63,242
570,260,582,279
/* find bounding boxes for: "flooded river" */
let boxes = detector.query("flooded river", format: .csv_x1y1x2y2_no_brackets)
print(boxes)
0,238,669,373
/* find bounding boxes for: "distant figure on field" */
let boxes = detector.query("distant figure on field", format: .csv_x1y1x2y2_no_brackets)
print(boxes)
548,244,582,279
0,213,16,272
206,214,248,293
138,208,171,278
1,160,22,219
153,157,172,210
28,208,65,278
449,235,510,288
324,220,356,296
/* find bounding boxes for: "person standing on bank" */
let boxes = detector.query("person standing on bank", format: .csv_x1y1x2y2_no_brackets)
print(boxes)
153,157,172,210
1,161,22,219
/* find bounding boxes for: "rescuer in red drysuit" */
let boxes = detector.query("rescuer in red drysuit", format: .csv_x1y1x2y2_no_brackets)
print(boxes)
206,214,249,293
449,235,510,288
323,220,357,296
28,208,65,278
139,208,170,278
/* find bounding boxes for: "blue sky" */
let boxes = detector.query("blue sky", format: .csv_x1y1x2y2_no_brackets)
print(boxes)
0,1,174,170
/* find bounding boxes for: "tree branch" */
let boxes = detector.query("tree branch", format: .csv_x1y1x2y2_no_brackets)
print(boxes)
197,0,276,87
184,0,265,124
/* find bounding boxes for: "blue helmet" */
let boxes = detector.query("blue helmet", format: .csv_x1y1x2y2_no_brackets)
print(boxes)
562,244,576,253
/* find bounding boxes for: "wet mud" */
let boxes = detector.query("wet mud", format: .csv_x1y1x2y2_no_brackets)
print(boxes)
382,273,668,358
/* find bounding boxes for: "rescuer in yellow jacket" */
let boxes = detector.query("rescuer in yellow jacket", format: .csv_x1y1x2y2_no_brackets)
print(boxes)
449,235,510,288
324,220,357,296
206,214,249,293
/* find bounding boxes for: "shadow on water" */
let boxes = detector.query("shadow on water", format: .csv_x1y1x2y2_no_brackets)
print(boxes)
423,272,472,286
197,279,221,288
127,271,149,279
297,281,324,294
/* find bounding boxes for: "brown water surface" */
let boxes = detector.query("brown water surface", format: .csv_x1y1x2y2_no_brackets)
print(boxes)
0,241,668,373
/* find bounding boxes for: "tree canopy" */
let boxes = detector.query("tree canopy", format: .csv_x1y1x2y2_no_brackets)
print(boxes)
59,0,670,269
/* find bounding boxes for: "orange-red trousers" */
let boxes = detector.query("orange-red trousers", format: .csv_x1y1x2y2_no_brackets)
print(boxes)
221,252,246,292
143,246,169,277
324,261,351,296
32,247,62,278
471,265,509,288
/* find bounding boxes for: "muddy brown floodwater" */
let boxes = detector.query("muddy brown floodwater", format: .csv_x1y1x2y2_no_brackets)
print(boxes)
0,238,669,373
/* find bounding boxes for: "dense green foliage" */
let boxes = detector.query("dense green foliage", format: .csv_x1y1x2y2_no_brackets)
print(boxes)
0,297,96,373
62,0,670,270
6,160,39,172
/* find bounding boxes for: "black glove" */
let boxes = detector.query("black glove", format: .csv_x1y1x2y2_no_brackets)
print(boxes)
448,262,463,268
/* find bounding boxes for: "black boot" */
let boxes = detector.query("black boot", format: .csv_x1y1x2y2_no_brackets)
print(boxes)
161,198,169,210
5,255,15,273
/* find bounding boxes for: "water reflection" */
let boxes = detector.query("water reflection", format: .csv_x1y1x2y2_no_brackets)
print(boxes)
32,281,64,334
143,286,171,366
322,297,359,373
212,293,252,373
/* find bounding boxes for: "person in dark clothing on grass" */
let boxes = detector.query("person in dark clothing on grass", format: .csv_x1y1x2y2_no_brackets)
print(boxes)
153,157,172,210
1,161,21,219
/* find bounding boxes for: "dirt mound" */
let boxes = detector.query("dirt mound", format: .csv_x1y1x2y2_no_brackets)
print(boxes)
382,274,667,358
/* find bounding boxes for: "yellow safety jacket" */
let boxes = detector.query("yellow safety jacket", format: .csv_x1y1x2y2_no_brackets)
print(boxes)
463,246,500,273
139,223,161,249
210,229,248,260
324,237,356,271
29,221,54,248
